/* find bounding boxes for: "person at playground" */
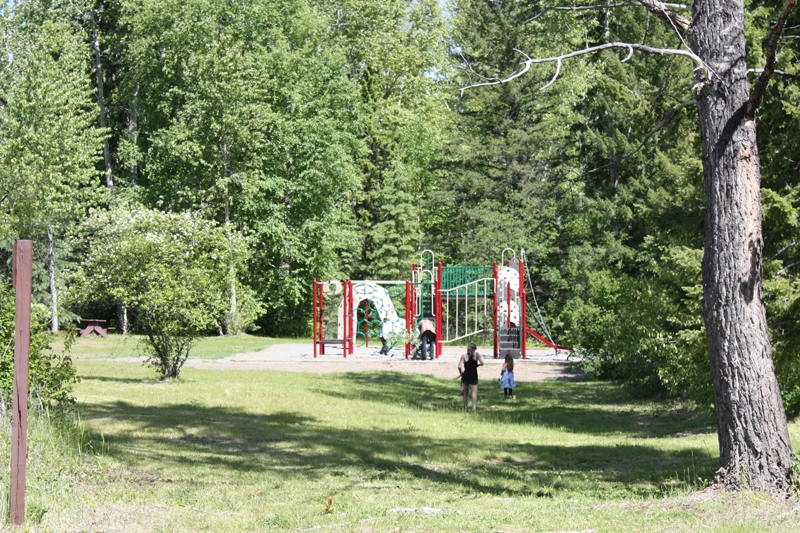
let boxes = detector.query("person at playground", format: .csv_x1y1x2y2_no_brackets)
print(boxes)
458,343,484,412
500,353,516,399
379,318,390,355
418,316,436,360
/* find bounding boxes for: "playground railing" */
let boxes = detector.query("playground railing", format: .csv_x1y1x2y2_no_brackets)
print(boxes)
439,277,495,344
440,266,494,294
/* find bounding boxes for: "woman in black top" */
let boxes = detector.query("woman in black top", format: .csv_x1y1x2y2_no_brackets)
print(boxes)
458,343,484,412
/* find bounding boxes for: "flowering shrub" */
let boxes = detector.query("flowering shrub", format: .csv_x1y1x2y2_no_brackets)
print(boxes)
68,204,256,379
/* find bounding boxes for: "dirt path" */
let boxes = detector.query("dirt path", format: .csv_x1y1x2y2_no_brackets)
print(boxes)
172,343,588,382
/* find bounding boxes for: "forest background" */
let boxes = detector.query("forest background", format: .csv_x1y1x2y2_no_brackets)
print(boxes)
0,0,798,414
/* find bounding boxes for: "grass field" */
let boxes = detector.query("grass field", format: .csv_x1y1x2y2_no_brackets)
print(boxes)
49,333,305,360
16,356,800,532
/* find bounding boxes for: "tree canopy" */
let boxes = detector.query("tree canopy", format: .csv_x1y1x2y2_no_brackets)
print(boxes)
0,0,799,493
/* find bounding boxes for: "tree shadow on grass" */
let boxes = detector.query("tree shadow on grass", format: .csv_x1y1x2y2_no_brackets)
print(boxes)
81,375,153,385
327,372,715,439
81,391,717,498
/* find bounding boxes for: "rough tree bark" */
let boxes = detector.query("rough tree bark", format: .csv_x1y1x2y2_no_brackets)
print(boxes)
461,0,797,496
690,0,794,495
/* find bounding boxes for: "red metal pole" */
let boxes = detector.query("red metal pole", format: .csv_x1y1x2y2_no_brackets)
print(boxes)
436,261,443,358
313,281,318,358
507,282,511,329
520,259,526,359
405,280,411,359
349,280,355,355
11,240,32,526
493,261,498,359
343,281,348,358
320,283,325,355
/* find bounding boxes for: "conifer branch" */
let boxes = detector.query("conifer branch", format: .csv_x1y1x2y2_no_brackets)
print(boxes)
769,239,800,261
578,99,696,176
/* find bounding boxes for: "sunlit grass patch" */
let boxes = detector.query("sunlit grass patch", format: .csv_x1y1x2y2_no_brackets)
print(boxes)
48,333,307,360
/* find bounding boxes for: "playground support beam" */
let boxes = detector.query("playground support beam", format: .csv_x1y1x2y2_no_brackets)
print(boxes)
313,281,318,358
520,259,526,360
348,280,355,355
405,280,411,359
343,280,350,358
436,262,443,358
320,283,325,355
493,261,498,358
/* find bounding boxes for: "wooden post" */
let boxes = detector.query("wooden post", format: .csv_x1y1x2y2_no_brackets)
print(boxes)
11,240,32,526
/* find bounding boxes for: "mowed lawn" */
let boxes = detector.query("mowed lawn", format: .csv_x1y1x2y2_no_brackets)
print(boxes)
40,358,800,532
51,333,303,360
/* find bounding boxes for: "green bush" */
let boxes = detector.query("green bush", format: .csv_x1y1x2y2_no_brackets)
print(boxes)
563,245,713,404
0,282,78,412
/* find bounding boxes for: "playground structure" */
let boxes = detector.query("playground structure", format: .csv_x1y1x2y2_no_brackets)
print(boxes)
312,249,571,359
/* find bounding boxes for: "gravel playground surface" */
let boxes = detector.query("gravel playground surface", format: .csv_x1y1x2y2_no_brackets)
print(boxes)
180,343,587,382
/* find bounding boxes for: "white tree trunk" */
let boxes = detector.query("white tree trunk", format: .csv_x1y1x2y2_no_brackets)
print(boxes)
48,225,58,333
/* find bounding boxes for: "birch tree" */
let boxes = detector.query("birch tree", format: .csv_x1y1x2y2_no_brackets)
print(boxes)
0,7,103,332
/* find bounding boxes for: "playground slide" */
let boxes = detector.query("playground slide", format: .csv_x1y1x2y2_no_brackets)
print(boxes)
525,327,572,351
338,282,404,340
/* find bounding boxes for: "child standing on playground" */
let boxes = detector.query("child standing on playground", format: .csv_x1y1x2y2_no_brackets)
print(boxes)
458,343,484,412
500,354,516,399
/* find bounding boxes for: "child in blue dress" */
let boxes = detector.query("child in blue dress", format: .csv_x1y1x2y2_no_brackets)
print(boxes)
499,354,516,399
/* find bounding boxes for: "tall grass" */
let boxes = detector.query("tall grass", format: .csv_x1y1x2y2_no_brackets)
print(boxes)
0,408,104,527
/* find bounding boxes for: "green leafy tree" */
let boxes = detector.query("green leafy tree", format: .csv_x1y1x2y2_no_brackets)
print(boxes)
69,204,255,379
115,0,363,335
321,0,451,280
0,5,104,331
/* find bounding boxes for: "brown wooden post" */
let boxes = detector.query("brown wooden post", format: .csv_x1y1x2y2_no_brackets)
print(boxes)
11,240,32,525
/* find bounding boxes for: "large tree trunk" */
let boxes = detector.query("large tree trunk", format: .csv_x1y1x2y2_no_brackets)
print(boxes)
691,0,794,495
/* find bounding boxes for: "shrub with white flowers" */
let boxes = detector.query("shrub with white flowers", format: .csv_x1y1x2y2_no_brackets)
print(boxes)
69,204,255,379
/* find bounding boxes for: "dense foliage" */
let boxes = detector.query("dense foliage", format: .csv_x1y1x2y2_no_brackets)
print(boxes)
0,0,797,409
0,283,78,410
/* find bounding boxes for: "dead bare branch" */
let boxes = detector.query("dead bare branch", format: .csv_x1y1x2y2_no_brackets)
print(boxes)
748,67,800,81
776,260,800,277
524,2,690,25
459,42,709,95
747,0,797,117
769,239,800,261
638,0,691,36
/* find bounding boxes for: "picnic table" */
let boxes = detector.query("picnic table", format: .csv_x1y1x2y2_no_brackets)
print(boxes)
78,319,113,338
